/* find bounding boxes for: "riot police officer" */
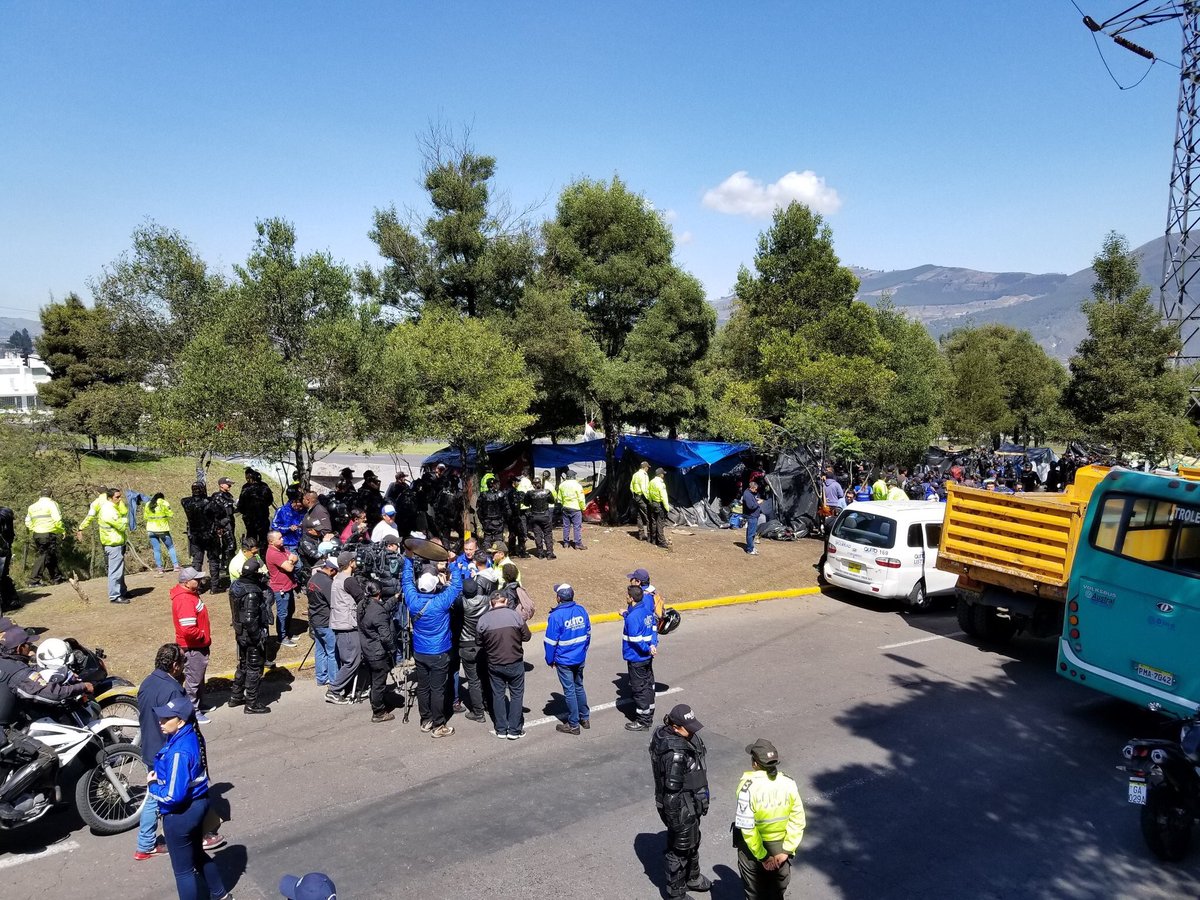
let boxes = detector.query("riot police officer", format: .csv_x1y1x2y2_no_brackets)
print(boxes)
228,558,271,714
476,475,506,549
181,483,216,573
649,703,712,899
209,478,238,591
502,477,528,558
237,468,275,554
525,478,556,559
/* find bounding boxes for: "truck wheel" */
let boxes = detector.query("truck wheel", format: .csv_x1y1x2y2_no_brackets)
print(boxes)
907,580,932,612
971,604,1017,643
957,596,978,636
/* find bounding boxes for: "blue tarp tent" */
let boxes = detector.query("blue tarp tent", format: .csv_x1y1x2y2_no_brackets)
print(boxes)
617,435,750,472
530,440,606,470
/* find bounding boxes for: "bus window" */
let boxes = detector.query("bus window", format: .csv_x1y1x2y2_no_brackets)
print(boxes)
1089,493,1200,576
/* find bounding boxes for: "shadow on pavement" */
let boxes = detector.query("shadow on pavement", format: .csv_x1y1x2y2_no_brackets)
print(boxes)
632,830,668,895
801,658,1200,898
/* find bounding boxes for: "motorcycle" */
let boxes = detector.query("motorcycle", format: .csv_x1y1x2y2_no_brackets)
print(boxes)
61,638,140,720
1121,716,1200,861
1,714,146,835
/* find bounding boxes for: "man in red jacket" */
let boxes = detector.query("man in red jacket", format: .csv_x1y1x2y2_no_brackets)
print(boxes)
171,567,213,723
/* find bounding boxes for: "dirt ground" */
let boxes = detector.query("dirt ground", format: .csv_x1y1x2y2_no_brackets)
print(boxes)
7,523,824,685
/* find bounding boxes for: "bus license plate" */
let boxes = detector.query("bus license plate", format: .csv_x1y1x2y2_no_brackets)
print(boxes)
847,562,863,574
1134,663,1176,687
1128,778,1147,805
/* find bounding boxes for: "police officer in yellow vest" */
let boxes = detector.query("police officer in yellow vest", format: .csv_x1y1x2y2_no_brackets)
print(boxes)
630,461,651,542
24,491,65,586
733,739,806,899
557,470,587,550
647,468,671,549
92,488,129,604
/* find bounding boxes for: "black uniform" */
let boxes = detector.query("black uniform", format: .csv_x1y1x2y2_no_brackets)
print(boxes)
0,650,59,818
434,481,461,545
355,485,385,529
525,488,555,558
209,490,237,590
236,480,275,555
650,725,710,900
229,574,271,708
503,485,528,558
359,595,397,715
477,485,506,549
0,508,16,612
322,489,351,537
360,544,409,661
181,494,216,572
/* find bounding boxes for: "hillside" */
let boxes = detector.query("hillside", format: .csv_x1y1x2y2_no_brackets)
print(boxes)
710,236,1165,360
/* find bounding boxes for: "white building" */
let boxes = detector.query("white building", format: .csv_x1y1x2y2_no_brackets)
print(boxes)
0,352,51,414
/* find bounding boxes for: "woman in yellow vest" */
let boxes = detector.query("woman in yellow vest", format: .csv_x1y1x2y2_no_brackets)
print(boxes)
144,492,180,575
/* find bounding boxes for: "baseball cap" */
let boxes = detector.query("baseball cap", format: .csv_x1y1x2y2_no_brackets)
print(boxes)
667,703,703,733
0,626,36,651
554,583,574,602
319,557,339,570
153,696,195,721
381,534,400,547
627,568,650,584
218,477,233,486
280,872,337,900
242,558,263,576
745,738,780,766
488,540,508,554
417,573,439,593
382,504,396,516
178,566,205,584
336,551,356,568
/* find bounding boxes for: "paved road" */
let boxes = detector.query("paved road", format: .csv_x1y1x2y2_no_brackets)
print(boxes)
4,591,1199,899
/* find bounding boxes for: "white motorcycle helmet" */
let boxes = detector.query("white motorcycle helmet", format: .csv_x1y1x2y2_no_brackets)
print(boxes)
35,637,71,670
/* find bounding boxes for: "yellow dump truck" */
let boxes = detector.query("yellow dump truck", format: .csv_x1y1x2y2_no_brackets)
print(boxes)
936,466,1109,642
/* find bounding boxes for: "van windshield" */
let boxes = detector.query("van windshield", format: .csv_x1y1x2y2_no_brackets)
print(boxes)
832,510,897,549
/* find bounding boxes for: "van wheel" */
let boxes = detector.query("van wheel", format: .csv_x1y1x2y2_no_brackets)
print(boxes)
971,604,1017,643
907,580,932,611
957,596,978,636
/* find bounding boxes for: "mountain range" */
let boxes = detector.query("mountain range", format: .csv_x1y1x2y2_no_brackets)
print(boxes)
711,235,1165,361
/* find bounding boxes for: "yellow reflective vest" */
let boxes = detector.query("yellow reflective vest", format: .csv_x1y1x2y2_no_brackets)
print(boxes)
630,469,650,498
97,499,128,547
734,768,806,860
558,479,586,511
871,479,888,501
647,476,670,512
78,493,107,531
144,499,174,534
886,486,908,502
25,497,65,536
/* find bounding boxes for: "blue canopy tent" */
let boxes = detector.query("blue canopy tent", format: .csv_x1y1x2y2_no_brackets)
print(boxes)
529,440,606,471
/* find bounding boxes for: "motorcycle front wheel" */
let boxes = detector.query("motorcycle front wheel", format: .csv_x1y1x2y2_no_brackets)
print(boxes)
75,742,147,835
98,697,141,745
1141,785,1194,862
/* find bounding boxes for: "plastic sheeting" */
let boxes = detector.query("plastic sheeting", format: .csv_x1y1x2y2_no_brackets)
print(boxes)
764,447,822,535
530,440,606,470
617,435,750,472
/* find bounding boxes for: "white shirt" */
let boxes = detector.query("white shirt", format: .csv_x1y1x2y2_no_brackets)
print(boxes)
371,520,400,543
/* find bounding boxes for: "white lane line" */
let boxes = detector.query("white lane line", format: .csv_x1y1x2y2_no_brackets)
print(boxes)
877,633,961,650
496,686,685,732
0,839,80,870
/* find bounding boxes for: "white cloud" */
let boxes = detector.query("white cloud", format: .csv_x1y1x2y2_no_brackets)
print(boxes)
661,208,679,223
702,170,842,218
677,230,694,245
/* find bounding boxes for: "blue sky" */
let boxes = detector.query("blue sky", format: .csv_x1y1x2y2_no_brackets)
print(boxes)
0,1,1184,319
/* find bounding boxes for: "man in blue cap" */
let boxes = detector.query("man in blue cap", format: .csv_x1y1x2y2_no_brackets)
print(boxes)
280,871,337,899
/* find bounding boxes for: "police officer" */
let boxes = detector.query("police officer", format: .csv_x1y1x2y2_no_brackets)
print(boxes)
647,467,671,549
209,478,238,590
24,490,65,586
525,478,556,559
630,460,652,542
502,476,528,559
476,475,506,550
236,468,275,554
733,739,806,899
649,703,711,899
228,558,271,714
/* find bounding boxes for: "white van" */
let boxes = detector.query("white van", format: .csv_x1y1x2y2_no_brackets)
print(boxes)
822,500,957,610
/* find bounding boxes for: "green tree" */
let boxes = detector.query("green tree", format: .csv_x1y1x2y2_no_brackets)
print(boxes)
542,176,713,515
1064,232,1192,461
231,218,376,486
34,293,144,449
6,328,33,355
363,129,536,317
383,311,535,531
940,327,1010,446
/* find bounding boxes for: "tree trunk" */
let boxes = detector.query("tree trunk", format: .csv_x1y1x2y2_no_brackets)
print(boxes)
291,429,311,490
602,411,620,525
460,442,475,538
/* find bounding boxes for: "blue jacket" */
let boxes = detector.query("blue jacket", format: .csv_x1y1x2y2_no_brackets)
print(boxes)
271,504,305,549
622,594,658,662
148,722,208,813
544,600,591,666
450,552,472,581
402,557,463,655
137,668,186,767
742,489,761,518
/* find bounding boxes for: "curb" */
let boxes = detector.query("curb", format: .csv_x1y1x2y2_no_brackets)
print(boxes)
206,585,822,682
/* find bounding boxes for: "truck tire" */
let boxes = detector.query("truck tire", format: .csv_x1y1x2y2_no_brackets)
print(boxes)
957,596,978,636
971,604,1017,644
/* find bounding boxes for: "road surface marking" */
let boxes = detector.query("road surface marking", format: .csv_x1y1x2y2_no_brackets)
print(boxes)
877,633,961,650
500,686,685,732
0,839,80,870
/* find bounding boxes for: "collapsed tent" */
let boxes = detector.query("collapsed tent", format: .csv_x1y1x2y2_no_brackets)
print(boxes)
764,446,823,538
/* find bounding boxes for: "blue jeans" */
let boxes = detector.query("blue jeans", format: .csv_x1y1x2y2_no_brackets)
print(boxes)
273,589,292,639
149,533,179,569
162,795,226,900
137,791,159,852
555,663,589,727
561,509,583,546
489,660,525,736
746,513,760,553
312,625,337,685
105,545,127,600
